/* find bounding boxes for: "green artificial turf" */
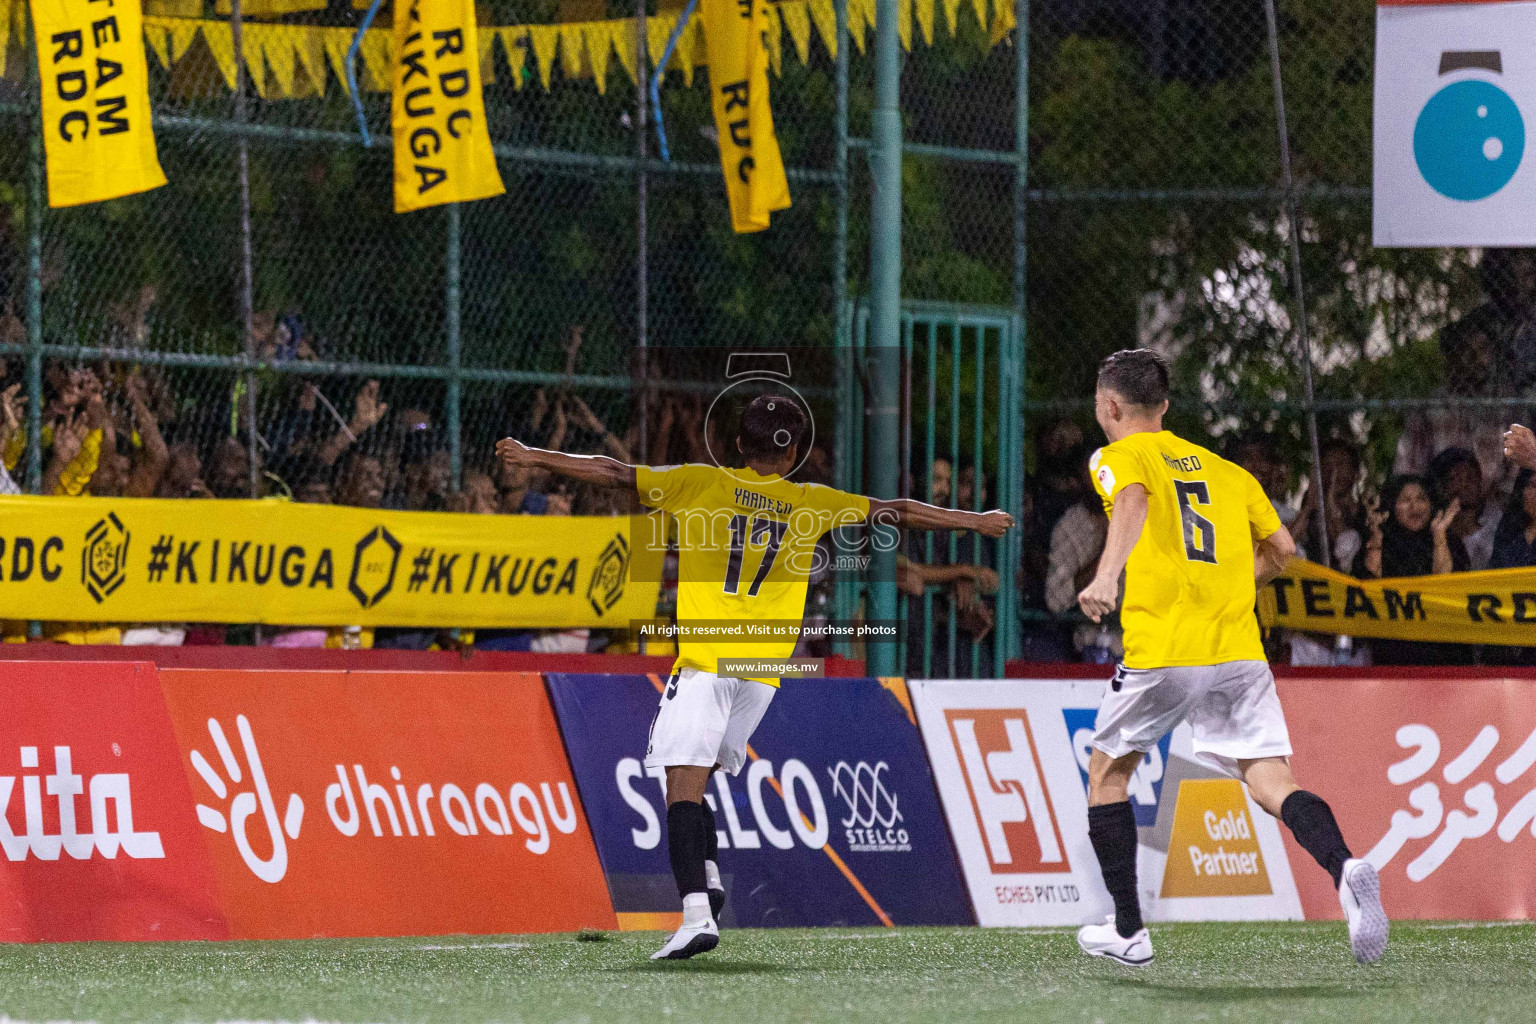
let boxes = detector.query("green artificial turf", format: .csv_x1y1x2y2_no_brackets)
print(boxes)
0,922,1532,1023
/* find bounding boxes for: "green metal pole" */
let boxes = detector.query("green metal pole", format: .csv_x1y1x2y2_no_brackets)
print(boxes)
25,27,43,496
999,0,1028,671
865,0,902,677
446,201,463,490
831,0,854,655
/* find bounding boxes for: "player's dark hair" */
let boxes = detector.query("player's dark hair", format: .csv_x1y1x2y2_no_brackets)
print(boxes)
1097,349,1170,408
737,393,807,462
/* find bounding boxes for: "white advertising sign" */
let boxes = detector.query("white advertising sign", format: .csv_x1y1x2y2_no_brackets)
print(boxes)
910,679,1302,927
1374,1,1536,246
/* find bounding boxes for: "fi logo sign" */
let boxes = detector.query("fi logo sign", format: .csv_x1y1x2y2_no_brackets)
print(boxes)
1062,708,1170,827
944,709,1069,874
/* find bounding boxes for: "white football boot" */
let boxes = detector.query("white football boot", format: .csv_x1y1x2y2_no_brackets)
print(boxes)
651,892,720,961
1338,858,1389,964
1076,916,1153,966
705,859,726,921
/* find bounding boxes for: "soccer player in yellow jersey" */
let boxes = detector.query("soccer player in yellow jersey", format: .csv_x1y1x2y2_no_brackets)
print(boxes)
498,394,1012,959
1074,349,1387,967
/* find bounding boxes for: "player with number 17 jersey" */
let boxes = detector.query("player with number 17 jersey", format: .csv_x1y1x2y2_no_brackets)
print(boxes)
1088,430,1281,668
636,463,869,684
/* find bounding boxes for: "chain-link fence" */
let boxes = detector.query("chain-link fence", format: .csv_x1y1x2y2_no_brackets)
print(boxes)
0,0,1517,662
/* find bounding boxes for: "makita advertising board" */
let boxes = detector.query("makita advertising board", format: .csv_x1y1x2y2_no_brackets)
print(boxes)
0,663,615,941
546,674,972,930
911,679,1302,927
0,661,225,941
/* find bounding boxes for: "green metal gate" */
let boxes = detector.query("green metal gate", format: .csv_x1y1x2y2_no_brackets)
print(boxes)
837,300,1024,678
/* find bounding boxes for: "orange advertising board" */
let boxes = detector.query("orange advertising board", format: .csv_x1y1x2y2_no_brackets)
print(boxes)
1280,676,1536,921
158,669,616,938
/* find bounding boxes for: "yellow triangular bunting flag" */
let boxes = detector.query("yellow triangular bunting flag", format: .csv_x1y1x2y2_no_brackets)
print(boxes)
321,26,353,95
200,21,239,90
674,14,699,86
293,24,327,96
848,0,871,53
898,0,911,51
915,0,934,45
0,0,13,78
940,0,961,35
479,21,497,84
764,4,782,74
646,15,675,78
499,27,529,89
583,22,613,93
358,28,389,92
253,25,296,98
610,19,638,86
807,0,836,59
142,19,171,71
780,0,811,64
558,23,585,80
526,24,559,90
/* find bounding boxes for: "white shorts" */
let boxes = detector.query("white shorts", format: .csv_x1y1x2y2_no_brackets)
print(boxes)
1092,660,1292,777
644,667,776,776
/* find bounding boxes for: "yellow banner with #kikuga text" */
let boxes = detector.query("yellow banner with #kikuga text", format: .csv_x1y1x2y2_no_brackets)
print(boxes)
0,496,660,627
30,0,166,207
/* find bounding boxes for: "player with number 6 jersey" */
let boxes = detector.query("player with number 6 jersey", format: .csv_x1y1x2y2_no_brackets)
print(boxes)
1087,428,1281,669
1072,349,1388,970
496,392,1013,962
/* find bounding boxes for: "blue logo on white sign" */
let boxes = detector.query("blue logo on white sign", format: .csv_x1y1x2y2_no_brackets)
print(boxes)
1062,707,1170,828
1414,77,1525,201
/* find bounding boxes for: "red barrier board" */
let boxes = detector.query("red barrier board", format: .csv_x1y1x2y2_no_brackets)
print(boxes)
1281,676,1536,921
157,670,617,939
0,661,226,941
0,662,614,941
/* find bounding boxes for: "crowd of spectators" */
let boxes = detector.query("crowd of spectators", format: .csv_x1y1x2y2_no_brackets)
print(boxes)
19,261,1536,670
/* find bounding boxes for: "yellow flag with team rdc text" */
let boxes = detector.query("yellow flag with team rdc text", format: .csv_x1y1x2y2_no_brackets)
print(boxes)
702,0,790,232
29,0,166,207
391,0,504,213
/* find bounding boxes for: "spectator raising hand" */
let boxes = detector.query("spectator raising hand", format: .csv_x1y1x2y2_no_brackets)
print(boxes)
1505,423,1536,471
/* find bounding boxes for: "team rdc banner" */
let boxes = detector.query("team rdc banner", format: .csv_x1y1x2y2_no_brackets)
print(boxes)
703,0,791,233
1374,0,1536,245
391,0,505,212
0,496,660,627
1258,558,1536,646
29,0,166,207
547,673,972,931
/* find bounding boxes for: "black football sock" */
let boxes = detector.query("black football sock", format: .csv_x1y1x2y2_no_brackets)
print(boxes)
702,799,720,865
667,801,710,898
1088,800,1143,937
1281,790,1352,887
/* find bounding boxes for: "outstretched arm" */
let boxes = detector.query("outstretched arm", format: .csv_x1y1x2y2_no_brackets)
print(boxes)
1077,483,1148,623
867,497,1014,537
496,436,636,490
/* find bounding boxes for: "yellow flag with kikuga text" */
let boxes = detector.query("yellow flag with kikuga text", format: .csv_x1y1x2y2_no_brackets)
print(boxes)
392,0,504,213
30,0,166,207
702,0,790,232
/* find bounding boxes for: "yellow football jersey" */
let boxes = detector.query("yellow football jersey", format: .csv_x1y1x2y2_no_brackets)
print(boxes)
1090,430,1281,669
636,464,870,684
